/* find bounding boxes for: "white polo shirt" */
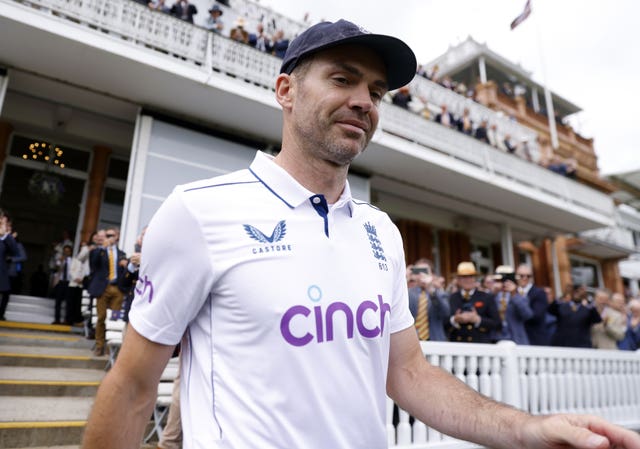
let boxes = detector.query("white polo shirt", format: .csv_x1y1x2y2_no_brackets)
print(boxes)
129,151,413,449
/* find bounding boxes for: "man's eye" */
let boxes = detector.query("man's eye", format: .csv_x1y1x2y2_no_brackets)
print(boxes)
334,77,349,84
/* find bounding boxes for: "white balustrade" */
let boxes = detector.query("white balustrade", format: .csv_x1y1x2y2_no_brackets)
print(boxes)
389,342,640,448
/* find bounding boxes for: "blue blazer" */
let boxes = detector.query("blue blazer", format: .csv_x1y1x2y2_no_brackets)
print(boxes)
87,246,126,297
0,234,18,291
447,289,501,343
492,292,533,345
524,285,550,345
408,287,450,342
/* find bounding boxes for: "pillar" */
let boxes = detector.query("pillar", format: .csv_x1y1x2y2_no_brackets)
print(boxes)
553,236,573,292
500,223,514,268
0,121,13,174
80,145,111,242
601,259,624,294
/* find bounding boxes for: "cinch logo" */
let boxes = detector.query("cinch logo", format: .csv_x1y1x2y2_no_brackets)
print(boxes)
243,220,293,255
280,285,391,347
135,275,154,303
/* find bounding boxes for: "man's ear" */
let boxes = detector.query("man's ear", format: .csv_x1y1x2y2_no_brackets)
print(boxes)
275,73,294,110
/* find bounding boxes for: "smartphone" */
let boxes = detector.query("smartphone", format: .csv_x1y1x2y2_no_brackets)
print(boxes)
411,267,431,275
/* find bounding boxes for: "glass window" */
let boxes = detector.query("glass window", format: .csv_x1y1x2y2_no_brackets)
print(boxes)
107,157,129,181
10,135,90,172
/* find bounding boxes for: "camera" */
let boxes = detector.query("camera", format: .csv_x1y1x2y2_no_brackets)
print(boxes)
493,272,516,283
411,267,431,275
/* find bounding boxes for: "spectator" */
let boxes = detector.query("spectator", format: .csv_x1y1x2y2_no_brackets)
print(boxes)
591,291,626,349
503,133,517,154
148,0,170,13
78,230,105,339
439,75,454,90
65,247,86,327
565,157,578,179
52,244,73,325
204,4,224,34
520,137,533,162
407,258,450,342
618,298,640,351
229,17,249,44
271,29,289,58
6,223,27,294
119,227,146,326
516,264,549,346
456,107,473,135
425,64,439,82
474,119,490,145
435,104,454,128
0,211,18,321
549,285,602,348
248,22,272,53
447,261,501,343
87,227,127,356
391,86,412,110
487,123,499,148
491,265,533,344
170,0,197,23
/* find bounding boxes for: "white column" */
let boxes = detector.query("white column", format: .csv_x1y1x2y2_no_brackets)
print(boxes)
531,87,540,112
0,68,8,116
501,223,515,268
120,111,153,254
478,56,487,84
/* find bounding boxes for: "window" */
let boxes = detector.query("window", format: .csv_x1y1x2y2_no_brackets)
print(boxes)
10,135,90,172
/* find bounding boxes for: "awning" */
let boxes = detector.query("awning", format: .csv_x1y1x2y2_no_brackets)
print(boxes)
566,236,634,260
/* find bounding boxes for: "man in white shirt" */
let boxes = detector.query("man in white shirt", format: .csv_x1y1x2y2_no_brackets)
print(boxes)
82,19,640,449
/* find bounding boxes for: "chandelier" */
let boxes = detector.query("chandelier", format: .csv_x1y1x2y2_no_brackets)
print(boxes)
24,141,66,204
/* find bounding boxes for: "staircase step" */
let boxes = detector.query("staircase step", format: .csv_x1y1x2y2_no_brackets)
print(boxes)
0,396,91,448
0,330,88,348
0,367,104,396
0,345,107,370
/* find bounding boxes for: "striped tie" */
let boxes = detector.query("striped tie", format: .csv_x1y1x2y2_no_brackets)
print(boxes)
415,290,430,341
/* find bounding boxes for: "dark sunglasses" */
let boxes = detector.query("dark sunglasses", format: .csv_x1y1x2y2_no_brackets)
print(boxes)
106,233,116,238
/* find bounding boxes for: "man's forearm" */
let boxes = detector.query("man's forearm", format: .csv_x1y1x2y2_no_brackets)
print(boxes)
81,368,157,448
390,360,530,449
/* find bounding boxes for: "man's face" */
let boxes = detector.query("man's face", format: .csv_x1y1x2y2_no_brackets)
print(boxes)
458,275,476,291
285,45,386,167
95,230,106,246
105,230,117,246
516,266,532,287
594,291,609,307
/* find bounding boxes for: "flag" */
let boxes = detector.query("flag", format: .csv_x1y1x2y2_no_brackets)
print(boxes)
510,0,532,30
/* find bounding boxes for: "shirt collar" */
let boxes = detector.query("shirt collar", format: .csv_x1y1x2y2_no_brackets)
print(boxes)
249,151,354,215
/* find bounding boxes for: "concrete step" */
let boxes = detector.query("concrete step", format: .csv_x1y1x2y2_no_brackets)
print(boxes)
0,367,104,396
0,396,91,448
0,345,107,370
0,329,89,349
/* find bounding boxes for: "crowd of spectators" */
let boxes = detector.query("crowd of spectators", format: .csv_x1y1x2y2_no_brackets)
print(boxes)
392,70,580,181
137,0,292,58
405,258,640,350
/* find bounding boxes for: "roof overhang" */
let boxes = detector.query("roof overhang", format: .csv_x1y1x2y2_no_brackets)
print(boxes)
566,236,634,260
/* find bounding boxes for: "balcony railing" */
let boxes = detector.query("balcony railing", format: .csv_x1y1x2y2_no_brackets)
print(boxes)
4,0,615,220
379,103,614,219
388,341,640,448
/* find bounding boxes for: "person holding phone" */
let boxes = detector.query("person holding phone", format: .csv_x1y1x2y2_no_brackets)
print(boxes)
447,261,501,343
407,258,450,341
491,265,533,344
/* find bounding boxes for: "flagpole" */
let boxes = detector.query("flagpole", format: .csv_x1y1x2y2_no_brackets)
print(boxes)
531,4,559,149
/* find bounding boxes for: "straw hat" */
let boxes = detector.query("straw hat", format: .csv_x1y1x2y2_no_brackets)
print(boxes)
456,261,477,276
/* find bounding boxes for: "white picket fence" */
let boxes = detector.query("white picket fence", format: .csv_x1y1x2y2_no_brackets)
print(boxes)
388,341,640,448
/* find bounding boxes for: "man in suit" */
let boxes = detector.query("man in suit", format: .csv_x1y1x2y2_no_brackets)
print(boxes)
491,265,533,345
549,285,602,348
448,262,501,343
516,264,550,345
407,258,450,342
88,226,127,356
0,211,18,321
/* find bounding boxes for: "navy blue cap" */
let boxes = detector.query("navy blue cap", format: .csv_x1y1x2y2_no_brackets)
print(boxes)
280,19,416,91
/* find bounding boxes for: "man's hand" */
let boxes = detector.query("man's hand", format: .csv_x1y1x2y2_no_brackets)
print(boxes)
129,253,141,266
520,413,640,449
503,279,517,294
454,309,480,324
